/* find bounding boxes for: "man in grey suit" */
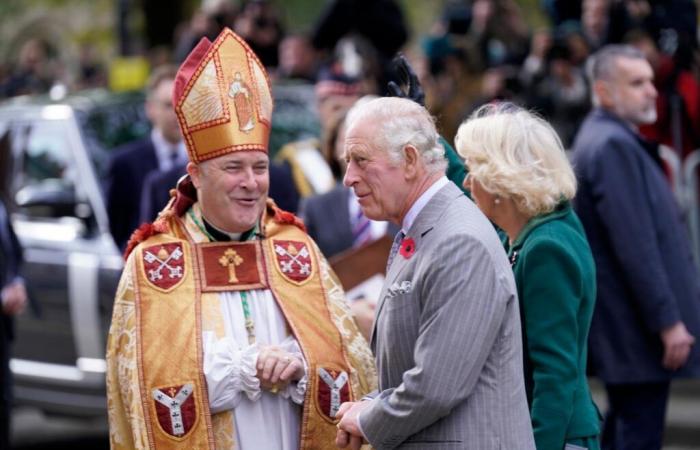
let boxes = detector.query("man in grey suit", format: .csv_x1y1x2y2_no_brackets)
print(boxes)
335,97,534,450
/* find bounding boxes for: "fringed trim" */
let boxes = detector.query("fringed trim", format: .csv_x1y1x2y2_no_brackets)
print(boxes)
123,220,169,260
269,202,306,232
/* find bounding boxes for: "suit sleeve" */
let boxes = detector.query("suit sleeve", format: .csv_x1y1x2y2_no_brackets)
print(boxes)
520,238,581,450
591,138,680,331
359,235,507,447
105,158,131,250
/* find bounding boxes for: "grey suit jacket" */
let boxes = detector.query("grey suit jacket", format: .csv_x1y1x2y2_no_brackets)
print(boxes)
359,182,535,450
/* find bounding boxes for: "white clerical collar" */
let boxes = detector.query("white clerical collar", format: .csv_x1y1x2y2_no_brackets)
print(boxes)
151,129,187,170
401,176,448,233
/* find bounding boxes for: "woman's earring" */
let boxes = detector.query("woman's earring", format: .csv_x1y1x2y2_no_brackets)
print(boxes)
494,196,501,205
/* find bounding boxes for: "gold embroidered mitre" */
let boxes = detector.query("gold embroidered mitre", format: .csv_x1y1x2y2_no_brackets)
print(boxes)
173,27,273,162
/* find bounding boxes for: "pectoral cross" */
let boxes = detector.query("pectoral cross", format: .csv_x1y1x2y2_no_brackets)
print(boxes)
219,249,244,283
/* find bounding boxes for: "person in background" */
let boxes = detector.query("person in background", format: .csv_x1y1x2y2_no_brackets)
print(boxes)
275,63,365,199
0,197,27,449
0,38,56,98
572,44,700,450
457,102,601,450
276,33,319,83
233,0,285,70
105,64,187,250
311,0,408,94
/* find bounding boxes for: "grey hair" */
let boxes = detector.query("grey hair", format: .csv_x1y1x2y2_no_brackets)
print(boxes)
345,97,447,174
586,44,647,106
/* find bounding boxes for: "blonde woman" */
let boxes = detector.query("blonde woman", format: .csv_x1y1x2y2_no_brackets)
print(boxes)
456,103,601,450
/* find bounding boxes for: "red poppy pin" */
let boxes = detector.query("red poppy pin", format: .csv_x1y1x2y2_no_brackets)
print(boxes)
399,237,416,259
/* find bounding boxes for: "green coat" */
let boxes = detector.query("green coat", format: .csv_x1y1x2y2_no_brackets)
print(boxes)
441,137,469,196
506,202,601,450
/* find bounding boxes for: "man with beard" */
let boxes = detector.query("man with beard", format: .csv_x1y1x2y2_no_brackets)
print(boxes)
572,44,700,450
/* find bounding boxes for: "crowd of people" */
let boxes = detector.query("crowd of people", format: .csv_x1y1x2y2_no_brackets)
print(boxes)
2,0,700,449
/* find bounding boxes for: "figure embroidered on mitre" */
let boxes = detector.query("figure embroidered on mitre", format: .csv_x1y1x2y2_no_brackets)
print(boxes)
228,71,255,132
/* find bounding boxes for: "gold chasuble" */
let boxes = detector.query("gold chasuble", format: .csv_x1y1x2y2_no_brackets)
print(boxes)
106,27,375,449
106,200,377,449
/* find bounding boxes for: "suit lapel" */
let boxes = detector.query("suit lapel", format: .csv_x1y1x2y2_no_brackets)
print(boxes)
370,182,464,348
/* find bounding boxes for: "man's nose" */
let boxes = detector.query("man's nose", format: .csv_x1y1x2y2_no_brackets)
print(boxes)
647,82,658,99
240,167,257,188
343,162,356,187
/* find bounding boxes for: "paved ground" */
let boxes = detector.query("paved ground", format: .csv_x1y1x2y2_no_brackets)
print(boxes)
10,379,700,449
589,378,700,449
11,407,108,450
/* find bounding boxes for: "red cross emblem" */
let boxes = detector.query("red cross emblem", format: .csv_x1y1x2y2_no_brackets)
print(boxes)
152,383,196,438
317,368,350,421
142,243,186,291
272,240,313,284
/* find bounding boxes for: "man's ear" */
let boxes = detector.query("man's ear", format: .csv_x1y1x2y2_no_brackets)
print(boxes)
593,79,614,110
187,162,202,189
403,145,420,179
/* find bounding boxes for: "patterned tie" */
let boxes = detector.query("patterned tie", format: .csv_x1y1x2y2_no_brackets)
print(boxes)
386,230,405,272
352,207,372,248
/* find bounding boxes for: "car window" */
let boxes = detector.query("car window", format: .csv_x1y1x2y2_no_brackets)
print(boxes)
78,93,150,179
10,119,79,219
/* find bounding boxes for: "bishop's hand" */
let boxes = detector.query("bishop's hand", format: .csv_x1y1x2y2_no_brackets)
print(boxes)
256,345,305,393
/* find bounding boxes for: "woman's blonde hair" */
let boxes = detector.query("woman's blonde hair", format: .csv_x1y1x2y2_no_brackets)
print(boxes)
455,102,576,217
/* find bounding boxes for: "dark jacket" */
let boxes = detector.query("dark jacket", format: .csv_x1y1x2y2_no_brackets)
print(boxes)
300,185,401,259
300,185,355,258
572,108,700,383
105,137,158,250
507,202,600,449
0,200,23,341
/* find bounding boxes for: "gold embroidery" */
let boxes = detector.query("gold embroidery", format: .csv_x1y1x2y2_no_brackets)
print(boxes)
182,59,225,127
228,71,255,132
218,248,244,283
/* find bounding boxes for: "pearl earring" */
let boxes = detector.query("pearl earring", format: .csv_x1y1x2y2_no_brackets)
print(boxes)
494,197,501,205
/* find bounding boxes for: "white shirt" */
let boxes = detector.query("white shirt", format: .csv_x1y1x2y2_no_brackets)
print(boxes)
151,129,187,172
202,289,307,450
197,213,308,450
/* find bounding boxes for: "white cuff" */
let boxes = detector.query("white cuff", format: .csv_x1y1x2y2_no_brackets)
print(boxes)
202,332,261,413
238,345,261,401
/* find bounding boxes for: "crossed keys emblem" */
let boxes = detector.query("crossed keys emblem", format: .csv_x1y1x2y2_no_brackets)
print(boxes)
145,246,184,282
275,242,310,274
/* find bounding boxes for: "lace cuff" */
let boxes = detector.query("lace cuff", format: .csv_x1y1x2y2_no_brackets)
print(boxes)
202,332,261,413
237,344,261,401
